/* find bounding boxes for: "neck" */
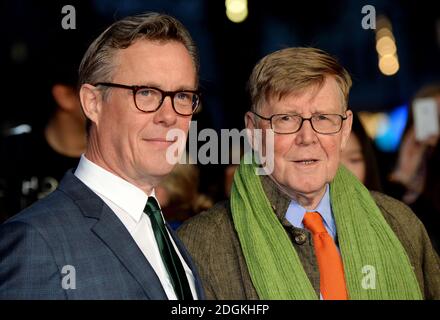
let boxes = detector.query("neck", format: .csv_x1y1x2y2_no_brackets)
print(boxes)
84,137,155,196
292,188,326,211
45,111,87,157
269,174,326,210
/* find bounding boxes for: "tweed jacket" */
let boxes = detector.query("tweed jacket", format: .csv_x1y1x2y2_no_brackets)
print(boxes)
178,174,440,300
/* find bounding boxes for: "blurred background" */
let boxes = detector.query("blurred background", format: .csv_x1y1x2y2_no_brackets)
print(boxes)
1,1,439,129
0,0,439,248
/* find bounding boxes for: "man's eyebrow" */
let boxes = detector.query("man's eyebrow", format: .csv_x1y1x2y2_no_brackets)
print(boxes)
311,110,342,115
276,109,339,115
137,83,198,91
175,86,199,91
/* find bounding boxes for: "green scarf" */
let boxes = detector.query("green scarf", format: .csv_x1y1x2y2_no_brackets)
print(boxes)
230,156,423,300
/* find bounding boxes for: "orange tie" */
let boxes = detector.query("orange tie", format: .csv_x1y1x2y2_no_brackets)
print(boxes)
303,211,348,300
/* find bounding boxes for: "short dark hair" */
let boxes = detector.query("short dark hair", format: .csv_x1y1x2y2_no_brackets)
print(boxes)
78,12,199,87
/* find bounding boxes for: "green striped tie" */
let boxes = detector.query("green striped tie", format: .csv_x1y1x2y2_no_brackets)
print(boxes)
144,197,193,300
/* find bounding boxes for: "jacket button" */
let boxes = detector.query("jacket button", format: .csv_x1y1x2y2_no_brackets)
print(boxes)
294,233,307,245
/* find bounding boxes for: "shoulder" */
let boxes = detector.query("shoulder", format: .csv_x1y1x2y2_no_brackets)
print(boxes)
370,191,426,237
0,212,67,299
0,190,76,259
178,200,232,237
178,200,232,239
177,200,237,255
2,185,84,238
370,191,431,268
0,190,73,299
371,191,440,299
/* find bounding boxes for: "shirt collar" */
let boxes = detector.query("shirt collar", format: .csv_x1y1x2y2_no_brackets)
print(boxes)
74,154,156,222
285,184,336,237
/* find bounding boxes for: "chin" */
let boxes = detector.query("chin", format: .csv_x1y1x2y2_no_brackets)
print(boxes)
154,165,175,177
139,162,173,179
285,176,327,195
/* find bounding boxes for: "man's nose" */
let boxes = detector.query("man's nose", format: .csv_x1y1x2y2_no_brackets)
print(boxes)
153,96,177,126
294,119,318,145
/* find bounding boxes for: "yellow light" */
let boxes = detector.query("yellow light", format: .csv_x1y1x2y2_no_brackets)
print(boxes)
375,15,399,76
376,15,392,32
376,35,397,56
375,27,394,41
226,7,248,23
226,0,248,23
379,54,400,76
226,0,246,13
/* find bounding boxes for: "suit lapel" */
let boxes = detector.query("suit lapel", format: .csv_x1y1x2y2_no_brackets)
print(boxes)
91,205,167,299
59,170,168,300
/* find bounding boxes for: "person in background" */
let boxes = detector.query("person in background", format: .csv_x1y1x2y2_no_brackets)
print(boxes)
178,47,440,300
388,84,440,252
156,161,213,229
0,63,87,223
340,112,382,191
389,85,440,204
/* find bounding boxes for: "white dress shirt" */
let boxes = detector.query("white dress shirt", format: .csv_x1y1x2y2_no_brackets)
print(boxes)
74,155,198,300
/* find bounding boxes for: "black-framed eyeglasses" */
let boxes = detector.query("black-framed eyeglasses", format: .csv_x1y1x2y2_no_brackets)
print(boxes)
94,82,201,116
251,111,348,134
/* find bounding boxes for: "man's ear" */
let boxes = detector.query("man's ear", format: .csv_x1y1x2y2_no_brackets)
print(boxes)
245,111,257,130
52,84,79,112
244,111,257,149
79,84,102,125
340,109,353,150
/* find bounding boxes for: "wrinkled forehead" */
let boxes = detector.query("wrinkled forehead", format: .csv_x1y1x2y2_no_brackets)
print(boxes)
110,40,197,84
106,39,197,80
259,79,346,114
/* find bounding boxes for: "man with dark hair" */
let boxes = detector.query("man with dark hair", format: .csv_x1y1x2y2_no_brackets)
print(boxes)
0,12,204,300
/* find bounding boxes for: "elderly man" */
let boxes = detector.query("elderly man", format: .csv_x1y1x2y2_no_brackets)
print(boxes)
0,13,204,300
178,47,440,300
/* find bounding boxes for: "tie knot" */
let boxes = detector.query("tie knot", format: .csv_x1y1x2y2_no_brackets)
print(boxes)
303,211,327,235
144,197,161,218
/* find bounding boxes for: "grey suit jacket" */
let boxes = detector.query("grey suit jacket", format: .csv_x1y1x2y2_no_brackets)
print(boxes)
0,170,205,300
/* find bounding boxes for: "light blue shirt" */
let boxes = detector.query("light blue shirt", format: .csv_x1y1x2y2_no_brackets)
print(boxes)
285,184,338,300
285,184,337,241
